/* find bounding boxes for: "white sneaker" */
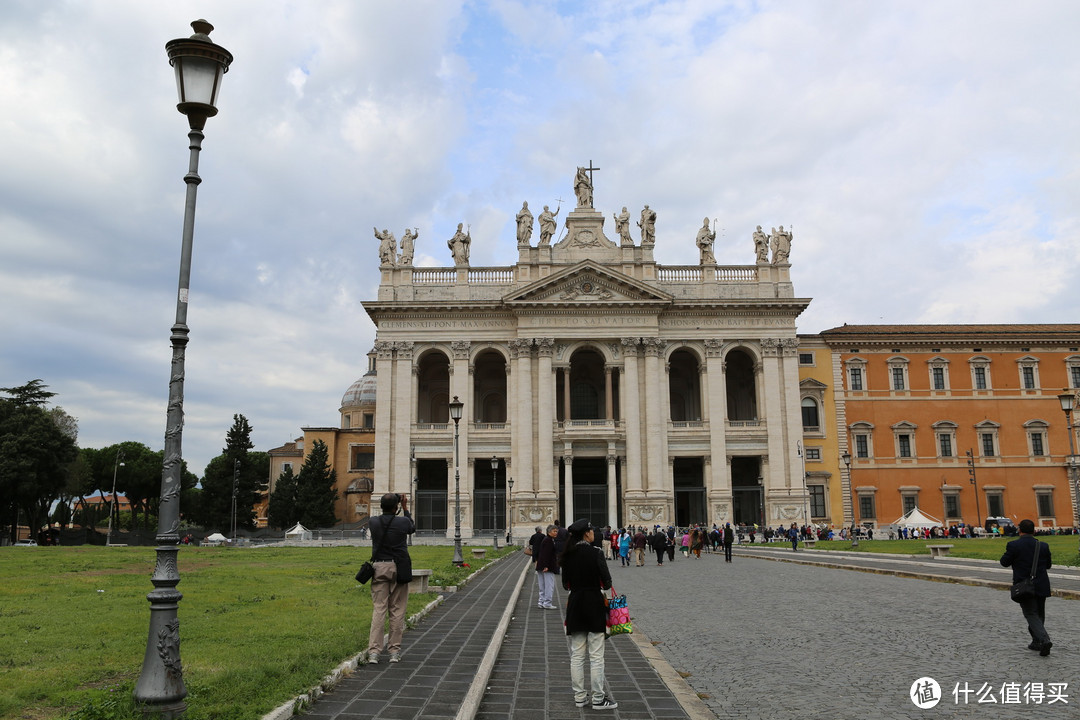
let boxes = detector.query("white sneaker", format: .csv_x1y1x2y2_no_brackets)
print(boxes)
388,652,401,663
574,698,588,708
367,651,379,664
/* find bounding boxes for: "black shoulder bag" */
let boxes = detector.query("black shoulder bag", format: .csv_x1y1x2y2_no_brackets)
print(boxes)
1009,538,1041,603
356,516,390,584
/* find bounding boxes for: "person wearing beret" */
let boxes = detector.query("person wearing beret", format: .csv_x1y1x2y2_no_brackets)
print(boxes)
560,518,617,710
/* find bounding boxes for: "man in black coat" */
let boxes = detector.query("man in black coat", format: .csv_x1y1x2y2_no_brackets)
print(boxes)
1000,518,1053,656
366,493,415,664
722,522,734,562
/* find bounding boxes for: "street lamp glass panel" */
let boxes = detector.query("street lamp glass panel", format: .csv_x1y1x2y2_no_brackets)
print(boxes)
1059,393,1075,413
841,451,851,467
172,55,223,109
449,396,464,421
490,456,498,471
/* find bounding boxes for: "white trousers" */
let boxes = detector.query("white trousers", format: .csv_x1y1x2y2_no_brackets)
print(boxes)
569,631,606,704
536,570,555,606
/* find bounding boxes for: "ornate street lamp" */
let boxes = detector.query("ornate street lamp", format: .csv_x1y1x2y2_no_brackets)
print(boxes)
490,455,500,548
842,451,857,548
133,20,232,719
507,476,515,546
966,449,982,530
107,448,125,547
409,448,416,546
1058,392,1080,554
449,396,464,565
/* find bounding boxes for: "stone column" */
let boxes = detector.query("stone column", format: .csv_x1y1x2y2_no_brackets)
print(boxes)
760,339,786,500
643,338,667,494
373,340,395,497
393,342,414,495
537,338,556,495
704,339,729,502
604,367,614,420
510,339,534,501
563,453,574,523
451,341,471,537
621,338,643,495
563,365,572,422
607,451,618,527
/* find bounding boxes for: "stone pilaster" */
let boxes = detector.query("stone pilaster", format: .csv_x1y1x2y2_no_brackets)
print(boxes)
621,338,643,495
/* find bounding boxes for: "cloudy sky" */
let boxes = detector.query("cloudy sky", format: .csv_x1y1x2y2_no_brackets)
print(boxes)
2,0,1078,476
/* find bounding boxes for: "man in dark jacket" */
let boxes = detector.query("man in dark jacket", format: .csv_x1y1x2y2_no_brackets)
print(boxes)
632,528,647,566
561,519,616,710
650,527,667,565
1000,518,1053,655
536,525,559,609
722,522,734,562
367,493,415,664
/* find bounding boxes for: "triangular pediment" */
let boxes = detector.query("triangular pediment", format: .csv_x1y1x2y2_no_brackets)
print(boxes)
800,378,828,390
504,260,672,306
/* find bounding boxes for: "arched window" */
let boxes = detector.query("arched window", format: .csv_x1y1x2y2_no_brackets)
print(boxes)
801,398,820,430
725,349,757,421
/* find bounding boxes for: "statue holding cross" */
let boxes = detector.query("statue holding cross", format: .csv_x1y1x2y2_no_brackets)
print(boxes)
573,161,599,208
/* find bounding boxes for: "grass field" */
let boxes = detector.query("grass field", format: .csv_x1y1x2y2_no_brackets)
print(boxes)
0,544,513,720
788,536,1080,566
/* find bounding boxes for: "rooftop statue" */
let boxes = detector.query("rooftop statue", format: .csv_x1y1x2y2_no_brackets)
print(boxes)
516,202,533,247
375,227,397,266
753,225,769,263
448,223,471,265
574,166,593,208
770,225,792,264
638,205,656,246
614,206,633,246
398,228,417,266
538,204,560,246
696,217,716,264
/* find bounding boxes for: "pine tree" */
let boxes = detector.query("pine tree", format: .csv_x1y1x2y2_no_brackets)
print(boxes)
197,414,268,532
267,465,299,529
295,440,338,529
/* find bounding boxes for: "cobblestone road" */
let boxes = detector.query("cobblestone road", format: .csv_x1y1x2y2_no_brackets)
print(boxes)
609,549,1080,719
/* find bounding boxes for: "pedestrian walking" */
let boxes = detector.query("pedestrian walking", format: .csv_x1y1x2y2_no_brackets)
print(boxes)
1000,518,1053,656
650,527,667,565
787,522,799,551
536,524,559,609
618,528,632,567
560,519,617,710
723,522,734,562
366,493,415,664
633,527,647,566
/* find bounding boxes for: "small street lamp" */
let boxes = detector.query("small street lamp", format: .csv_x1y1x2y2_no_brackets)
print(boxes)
449,396,464,565
842,451,857,548
966,449,982,531
1058,392,1080,555
231,459,240,541
507,476,515,546
133,20,232,719
409,448,416,546
490,456,500,548
107,448,125,547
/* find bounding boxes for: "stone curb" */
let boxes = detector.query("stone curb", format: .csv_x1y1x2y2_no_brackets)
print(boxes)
454,559,530,720
259,552,516,720
736,548,1080,600
629,625,715,720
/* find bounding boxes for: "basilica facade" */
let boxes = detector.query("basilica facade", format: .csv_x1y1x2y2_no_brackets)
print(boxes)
360,170,812,539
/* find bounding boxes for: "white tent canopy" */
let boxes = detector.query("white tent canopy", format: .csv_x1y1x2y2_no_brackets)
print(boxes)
204,532,228,543
285,523,313,541
893,507,943,528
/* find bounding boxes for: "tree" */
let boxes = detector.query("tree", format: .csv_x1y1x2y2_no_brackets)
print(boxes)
267,464,299,530
0,381,78,542
295,439,338,529
197,414,268,532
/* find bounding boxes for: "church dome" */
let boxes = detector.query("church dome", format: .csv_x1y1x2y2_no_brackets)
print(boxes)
341,371,377,408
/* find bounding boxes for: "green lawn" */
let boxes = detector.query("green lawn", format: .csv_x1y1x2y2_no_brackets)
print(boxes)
0,544,513,720
792,536,1080,566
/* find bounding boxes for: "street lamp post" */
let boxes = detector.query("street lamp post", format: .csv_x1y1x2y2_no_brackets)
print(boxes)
133,20,232,719
842,451,857,548
231,459,240,541
490,456,499,548
507,476,515,546
107,448,125,547
966,449,982,532
409,449,416,546
1058,392,1080,555
449,396,464,565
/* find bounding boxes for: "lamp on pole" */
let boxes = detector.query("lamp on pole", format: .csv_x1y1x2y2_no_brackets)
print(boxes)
449,396,464,565
966,449,982,531
409,448,416,546
842,451,857,548
507,476,515,546
490,456,500,548
134,20,232,719
1057,392,1080,555
107,448,125,547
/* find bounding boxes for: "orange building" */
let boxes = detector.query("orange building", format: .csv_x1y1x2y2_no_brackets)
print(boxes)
817,324,1080,532
258,356,378,529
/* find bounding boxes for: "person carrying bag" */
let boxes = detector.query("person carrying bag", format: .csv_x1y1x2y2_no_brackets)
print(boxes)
365,493,415,664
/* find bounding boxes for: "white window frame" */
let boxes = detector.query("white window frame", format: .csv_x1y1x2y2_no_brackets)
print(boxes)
968,356,992,392
887,356,910,393
1024,419,1050,458
1065,355,1080,389
1034,486,1055,519
941,487,962,519
845,357,867,393
927,356,950,392
805,447,822,461
932,421,957,459
349,444,375,471
975,421,1000,459
1016,356,1040,392
892,421,917,460
851,422,874,459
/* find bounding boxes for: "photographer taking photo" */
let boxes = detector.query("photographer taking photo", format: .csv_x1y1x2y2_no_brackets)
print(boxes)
366,492,415,664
